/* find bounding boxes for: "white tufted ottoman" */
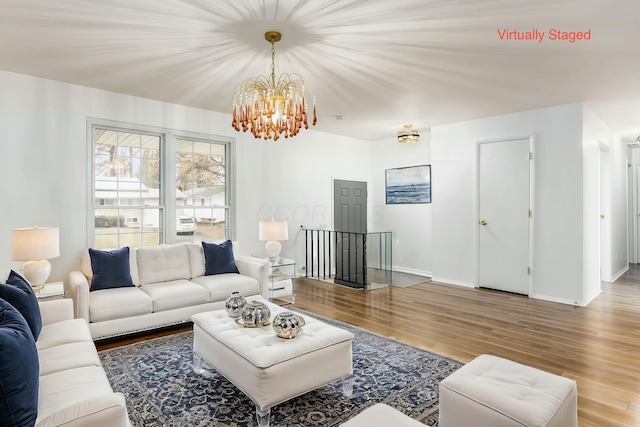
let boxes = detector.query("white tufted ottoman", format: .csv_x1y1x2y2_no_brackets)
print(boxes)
439,354,577,427
191,300,354,427
339,403,424,427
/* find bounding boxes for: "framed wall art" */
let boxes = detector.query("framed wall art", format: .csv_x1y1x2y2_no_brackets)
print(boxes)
385,164,431,204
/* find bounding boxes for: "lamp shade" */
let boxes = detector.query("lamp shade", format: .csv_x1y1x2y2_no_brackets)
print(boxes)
259,221,289,241
12,227,60,261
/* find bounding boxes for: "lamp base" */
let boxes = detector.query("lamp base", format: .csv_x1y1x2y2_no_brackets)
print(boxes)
265,241,282,261
23,259,51,289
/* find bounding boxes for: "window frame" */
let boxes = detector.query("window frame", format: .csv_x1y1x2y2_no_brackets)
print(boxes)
87,118,236,248
173,134,232,242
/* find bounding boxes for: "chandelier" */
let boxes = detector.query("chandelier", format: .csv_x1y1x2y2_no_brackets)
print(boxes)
231,31,316,141
397,124,420,144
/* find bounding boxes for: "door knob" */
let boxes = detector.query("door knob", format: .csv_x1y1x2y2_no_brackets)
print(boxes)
480,220,487,226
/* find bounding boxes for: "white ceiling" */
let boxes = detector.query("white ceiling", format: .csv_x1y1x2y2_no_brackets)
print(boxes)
0,0,639,141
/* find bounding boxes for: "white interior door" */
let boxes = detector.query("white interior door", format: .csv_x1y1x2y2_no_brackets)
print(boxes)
479,139,530,294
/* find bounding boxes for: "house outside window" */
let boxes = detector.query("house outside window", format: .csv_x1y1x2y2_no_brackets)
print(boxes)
89,121,234,249
175,138,229,242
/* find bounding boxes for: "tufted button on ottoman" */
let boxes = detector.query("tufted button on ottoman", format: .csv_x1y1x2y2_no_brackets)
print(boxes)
191,300,354,427
439,354,577,427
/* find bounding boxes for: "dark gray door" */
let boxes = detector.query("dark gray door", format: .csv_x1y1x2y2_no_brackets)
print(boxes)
334,179,367,288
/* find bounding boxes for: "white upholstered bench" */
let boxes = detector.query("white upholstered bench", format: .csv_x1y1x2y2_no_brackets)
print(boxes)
439,354,578,427
339,403,424,427
191,300,354,427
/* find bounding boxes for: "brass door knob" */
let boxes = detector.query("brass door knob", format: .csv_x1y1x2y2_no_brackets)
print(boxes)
480,220,487,226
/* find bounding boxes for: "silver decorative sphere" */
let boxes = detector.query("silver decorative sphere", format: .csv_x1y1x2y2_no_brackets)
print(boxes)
272,311,305,339
240,300,271,327
225,292,247,318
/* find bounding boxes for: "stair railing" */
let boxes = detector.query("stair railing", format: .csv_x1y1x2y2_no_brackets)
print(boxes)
303,228,392,291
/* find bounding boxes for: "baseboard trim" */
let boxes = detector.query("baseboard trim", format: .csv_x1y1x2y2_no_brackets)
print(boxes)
530,291,601,307
610,265,629,283
530,294,579,306
431,277,476,288
392,266,432,278
581,289,602,307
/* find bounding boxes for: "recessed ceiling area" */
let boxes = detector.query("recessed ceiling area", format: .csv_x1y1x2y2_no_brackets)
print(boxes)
0,0,638,140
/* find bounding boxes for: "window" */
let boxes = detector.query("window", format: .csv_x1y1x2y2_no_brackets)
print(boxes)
89,121,234,249
175,139,229,243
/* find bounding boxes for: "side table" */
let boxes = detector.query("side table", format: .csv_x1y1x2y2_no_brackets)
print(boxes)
268,257,296,304
35,281,65,300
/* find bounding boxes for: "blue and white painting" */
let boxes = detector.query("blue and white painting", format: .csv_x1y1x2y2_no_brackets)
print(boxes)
386,165,431,204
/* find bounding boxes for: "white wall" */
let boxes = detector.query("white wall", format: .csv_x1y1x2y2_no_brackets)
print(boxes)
581,106,619,303
431,103,595,305
0,70,370,283
370,133,431,276
254,133,372,268
1,69,624,304
0,69,266,281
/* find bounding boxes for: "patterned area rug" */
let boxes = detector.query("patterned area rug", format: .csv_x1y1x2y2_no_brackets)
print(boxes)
99,312,463,427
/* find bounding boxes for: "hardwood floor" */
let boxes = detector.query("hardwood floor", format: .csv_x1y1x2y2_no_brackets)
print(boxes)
98,267,640,427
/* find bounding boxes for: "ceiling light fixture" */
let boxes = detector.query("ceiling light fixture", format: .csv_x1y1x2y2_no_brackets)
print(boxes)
397,124,420,144
231,31,316,141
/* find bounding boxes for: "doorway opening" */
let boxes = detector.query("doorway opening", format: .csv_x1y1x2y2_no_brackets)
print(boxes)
333,179,367,288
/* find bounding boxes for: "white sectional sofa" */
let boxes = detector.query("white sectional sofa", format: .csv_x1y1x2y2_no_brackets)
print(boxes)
36,298,130,426
68,242,270,340
1,267,130,427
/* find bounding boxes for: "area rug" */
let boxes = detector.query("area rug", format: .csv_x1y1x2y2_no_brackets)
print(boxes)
98,313,462,427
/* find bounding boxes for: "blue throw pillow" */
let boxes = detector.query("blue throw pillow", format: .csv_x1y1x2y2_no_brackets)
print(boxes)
89,247,135,291
1,270,42,340
202,240,239,275
0,298,39,427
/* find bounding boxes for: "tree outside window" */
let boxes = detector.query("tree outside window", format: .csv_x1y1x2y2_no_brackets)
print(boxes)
175,139,229,242
90,123,233,249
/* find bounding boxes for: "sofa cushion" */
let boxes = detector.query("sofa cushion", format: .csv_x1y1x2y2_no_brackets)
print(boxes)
1,270,42,339
36,393,129,427
137,244,191,285
36,318,93,351
185,243,206,278
89,247,135,291
191,273,260,302
38,341,102,376
0,299,39,427
140,280,210,312
37,366,116,424
202,240,239,275
89,287,153,322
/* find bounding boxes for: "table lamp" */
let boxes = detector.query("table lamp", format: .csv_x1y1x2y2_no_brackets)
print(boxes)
12,226,60,290
259,220,288,260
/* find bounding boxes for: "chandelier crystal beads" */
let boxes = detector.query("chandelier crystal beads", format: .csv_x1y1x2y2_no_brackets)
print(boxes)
231,31,316,141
